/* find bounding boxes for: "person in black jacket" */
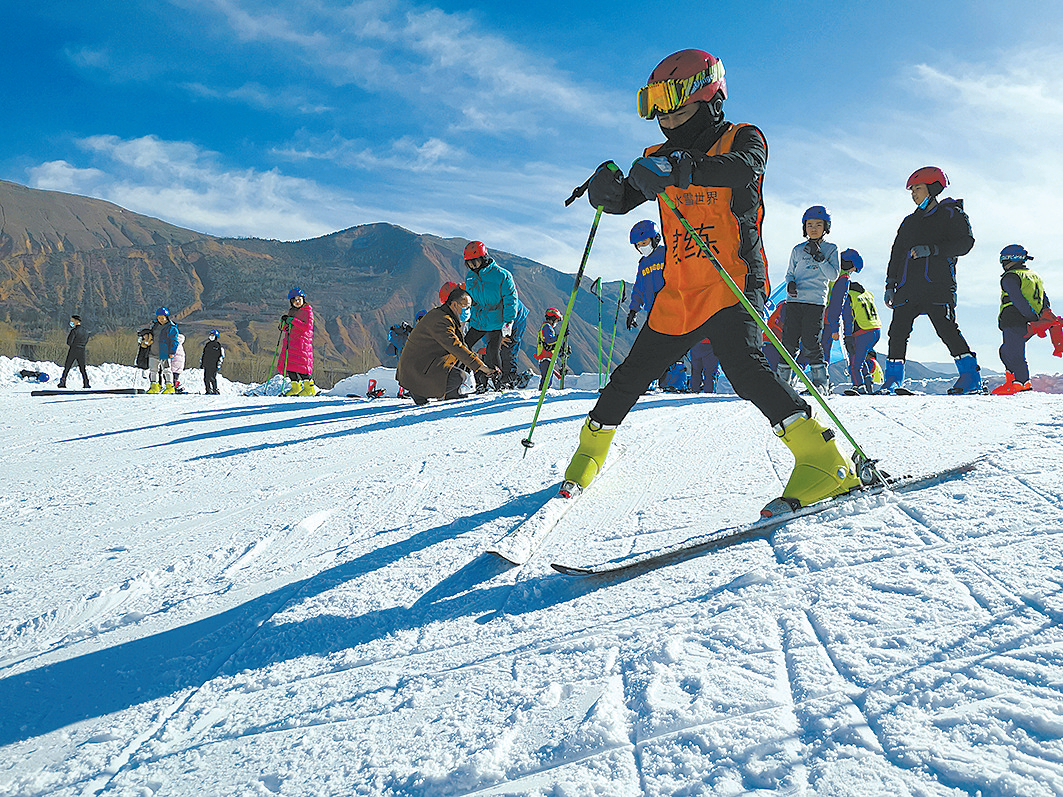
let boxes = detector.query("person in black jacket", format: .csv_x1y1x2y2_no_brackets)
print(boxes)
883,166,979,394
200,330,224,395
58,315,90,388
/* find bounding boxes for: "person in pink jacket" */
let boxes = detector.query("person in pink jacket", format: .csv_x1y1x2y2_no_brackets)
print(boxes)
277,288,317,396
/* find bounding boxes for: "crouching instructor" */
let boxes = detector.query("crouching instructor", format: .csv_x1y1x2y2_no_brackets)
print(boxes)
398,288,500,405
562,48,862,516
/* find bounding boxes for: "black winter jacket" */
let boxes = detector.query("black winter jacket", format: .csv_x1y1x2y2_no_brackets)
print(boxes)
886,197,974,306
67,325,89,351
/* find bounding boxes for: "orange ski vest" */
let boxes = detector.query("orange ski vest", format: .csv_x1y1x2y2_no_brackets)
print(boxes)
646,123,766,336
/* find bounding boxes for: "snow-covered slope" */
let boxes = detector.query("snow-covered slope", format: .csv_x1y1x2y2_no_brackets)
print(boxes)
1,356,1062,796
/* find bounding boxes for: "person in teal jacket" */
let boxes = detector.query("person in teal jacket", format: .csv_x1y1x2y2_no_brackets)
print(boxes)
462,240,520,392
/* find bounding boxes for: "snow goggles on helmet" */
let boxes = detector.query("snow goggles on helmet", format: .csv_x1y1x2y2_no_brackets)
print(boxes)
637,60,724,119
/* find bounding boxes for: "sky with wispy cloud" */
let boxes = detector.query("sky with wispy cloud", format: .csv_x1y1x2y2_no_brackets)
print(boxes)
6,0,1063,371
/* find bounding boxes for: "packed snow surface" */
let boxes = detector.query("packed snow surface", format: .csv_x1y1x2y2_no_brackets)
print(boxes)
1,355,1062,796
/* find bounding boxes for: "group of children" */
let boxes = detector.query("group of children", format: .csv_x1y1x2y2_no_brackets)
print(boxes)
136,308,226,394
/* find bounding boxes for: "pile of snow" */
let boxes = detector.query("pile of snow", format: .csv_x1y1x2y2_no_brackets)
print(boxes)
0,356,248,395
2,357,1062,795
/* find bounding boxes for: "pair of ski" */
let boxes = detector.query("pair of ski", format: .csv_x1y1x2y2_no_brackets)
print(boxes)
487,456,977,577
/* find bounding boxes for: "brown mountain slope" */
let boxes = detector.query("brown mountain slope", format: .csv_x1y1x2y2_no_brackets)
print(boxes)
0,181,638,375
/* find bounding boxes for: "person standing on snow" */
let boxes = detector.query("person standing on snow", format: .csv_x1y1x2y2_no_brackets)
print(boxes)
397,287,500,404
882,166,978,394
842,279,882,393
499,297,530,389
992,244,1050,395
171,334,187,393
821,248,863,365
278,288,316,396
462,241,519,393
688,337,719,392
779,206,840,391
147,308,180,394
201,330,224,395
58,315,90,389
535,307,563,390
626,220,667,331
562,48,862,517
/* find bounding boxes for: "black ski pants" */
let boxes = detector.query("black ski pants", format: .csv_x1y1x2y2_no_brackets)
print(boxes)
781,301,827,367
589,301,810,428
61,348,89,387
887,299,971,360
204,367,219,395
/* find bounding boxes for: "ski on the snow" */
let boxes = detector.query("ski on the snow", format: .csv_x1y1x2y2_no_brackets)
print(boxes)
487,445,623,565
550,459,979,577
31,388,145,396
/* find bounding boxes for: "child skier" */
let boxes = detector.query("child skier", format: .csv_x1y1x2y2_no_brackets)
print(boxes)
147,308,179,394
535,308,562,390
779,206,840,391
171,334,187,393
883,166,978,394
842,280,882,393
992,244,1050,395
626,220,666,330
201,330,224,395
822,248,863,364
567,48,862,517
278,288,316,396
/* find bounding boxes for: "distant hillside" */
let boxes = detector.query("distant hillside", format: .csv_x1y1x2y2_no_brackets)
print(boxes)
0,180,637,374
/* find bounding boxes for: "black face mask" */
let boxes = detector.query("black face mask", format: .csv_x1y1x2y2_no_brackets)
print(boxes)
660,99,724,149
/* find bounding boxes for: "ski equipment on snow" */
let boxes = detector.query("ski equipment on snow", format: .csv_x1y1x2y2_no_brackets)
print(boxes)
521,201,606,453
550,459,979,576
606,280,627,376
657,190,884,485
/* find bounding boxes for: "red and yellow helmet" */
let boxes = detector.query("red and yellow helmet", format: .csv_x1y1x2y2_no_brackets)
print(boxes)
637,49,726,120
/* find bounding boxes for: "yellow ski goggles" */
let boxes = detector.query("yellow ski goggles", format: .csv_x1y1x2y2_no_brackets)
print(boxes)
636,60,725,119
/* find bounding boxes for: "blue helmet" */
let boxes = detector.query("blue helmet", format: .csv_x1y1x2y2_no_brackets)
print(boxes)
288,288,305,301
1000,244,1032,266
802,205,831,235
840,248,863,273
629,219,661,247
155,306,170,317
209,329,219,337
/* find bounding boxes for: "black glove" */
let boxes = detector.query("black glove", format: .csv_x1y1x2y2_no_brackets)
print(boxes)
909,245,937,258
884,285,896,308
627,150,696,199
587,161,626,210
626,308,639,330
787,281,798,297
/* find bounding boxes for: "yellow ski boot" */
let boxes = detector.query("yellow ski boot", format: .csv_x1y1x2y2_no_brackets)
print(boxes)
283,379,304,397
146,382,162,394
560,417,617,498
161,382,176,394
762,412,862,517
297,379,319,396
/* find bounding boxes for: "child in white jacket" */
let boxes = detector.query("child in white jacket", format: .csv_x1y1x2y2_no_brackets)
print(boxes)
780,205,841,390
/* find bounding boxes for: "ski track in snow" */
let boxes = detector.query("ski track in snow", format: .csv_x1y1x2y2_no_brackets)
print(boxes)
1,356,1063,796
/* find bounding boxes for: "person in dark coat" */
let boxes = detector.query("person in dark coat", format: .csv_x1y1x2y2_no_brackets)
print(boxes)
397,288,499,405
201,330,225,395
883,166,978,394
58,315,90,388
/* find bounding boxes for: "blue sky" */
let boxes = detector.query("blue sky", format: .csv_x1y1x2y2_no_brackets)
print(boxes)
6,0,1063,372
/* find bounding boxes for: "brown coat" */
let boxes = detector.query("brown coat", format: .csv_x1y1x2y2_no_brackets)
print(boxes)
397,305,485,397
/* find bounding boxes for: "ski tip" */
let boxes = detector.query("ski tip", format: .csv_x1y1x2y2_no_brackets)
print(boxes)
550,562,593,576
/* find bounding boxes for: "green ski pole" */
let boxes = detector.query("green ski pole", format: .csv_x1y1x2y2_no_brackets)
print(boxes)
521,204,604,454
590,277,604,388
658,191,880,481
606,279,627,375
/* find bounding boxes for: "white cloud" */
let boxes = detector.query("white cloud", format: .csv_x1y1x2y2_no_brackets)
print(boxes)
28,135,353,241
189,0,630,135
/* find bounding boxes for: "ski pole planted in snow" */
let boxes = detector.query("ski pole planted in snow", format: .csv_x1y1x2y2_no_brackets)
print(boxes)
606,280,627,376
658,190,882,482
522,204,605,454
590,276,604,388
